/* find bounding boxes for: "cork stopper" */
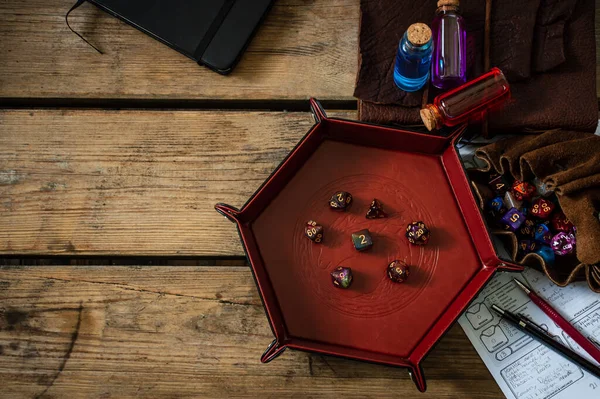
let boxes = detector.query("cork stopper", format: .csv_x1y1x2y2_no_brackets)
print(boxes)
406,23,432,46
420,106,441,131
437,0,459,7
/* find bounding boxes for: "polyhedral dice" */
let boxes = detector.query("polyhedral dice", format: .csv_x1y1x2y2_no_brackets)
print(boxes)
551,232,576,256
534,223,552,245
304,220,323,243
518,240,538,257
352,229,373,251
329,191,352,211
500,208,525,232
551,211,574,233
489,174,510,195
366,199,387,219
487,196,504,212
511,180,536,201
330,266,353,289
534,245,555,265
387,260,410,283
488,206,507,223
530,198,555,219
517,219,535,239
405,221,430,245
504,191,522,211
533,177,553,197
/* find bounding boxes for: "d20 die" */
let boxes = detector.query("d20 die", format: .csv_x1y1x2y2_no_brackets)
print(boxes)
500,208,525,232
405,221,430,245
551,232,576,256
331,266,353,289
352,229,373,251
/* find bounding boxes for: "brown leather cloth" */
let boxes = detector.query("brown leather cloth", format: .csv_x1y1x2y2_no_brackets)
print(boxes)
354,0,598,133
473,130,600,292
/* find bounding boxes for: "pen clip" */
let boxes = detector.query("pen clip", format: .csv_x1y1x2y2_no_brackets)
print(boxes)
517,313,559,339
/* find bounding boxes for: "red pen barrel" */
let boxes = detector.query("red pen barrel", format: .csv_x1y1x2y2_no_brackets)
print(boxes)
530,294,600,364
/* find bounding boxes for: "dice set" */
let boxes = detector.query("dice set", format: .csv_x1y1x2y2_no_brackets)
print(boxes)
483,173,577,264
305,191,429,288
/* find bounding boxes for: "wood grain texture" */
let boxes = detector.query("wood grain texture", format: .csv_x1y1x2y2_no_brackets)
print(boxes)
0,266,503,398
0,109,353,256
0,0,358,101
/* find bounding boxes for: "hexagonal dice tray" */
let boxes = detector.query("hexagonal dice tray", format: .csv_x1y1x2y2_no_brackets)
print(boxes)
214,99,523,392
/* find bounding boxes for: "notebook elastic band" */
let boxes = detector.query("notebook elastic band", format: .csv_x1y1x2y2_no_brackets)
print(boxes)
66,0,103,55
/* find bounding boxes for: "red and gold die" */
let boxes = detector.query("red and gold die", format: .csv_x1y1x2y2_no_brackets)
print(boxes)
511,180,536,201
530,198,555,219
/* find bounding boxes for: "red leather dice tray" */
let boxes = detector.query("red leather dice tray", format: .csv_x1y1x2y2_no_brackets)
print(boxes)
215,99,522,392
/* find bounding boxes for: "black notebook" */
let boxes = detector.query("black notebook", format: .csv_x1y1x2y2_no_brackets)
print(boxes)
86,0,274,74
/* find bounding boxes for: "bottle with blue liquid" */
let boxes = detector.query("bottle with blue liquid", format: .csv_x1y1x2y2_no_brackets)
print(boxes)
393,23,433,92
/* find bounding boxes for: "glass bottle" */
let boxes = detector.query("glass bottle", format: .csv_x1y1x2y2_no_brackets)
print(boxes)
393,23,433,92
431,0,467,89
420,68,510,131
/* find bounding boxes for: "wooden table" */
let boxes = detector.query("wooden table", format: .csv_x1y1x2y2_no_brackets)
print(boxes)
1,1,598,398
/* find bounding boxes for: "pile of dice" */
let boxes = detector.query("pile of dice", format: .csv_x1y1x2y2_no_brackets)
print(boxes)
304,191,431,289
485,174,576,265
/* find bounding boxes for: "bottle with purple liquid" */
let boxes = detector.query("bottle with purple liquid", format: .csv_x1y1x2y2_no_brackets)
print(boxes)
431,0,467,89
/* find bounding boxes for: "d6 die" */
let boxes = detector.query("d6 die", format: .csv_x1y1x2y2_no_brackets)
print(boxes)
530,198,554,219
512,180,536,201
352,229,373,251
500,208,525,232
304,220,323,243
405,221,430,245
329,191,352,211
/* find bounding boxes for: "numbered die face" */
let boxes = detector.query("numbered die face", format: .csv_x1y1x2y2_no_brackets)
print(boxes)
551,211,574,233
366,198,387,219
551,232,576,256
487,196,504,212
500,208,525,232
331,266,353,289
351,229,373,251
530,198,554,219
329,191,352,211
387,260,410,283
534,224,552,245
518,240,538,256
304,220,324,243
511,180,536,201
489,174,510,195
518,219,535,238
405,221,430,245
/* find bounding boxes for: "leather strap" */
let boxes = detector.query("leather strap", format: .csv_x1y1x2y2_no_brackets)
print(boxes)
66,0,103,54
193,0,236,61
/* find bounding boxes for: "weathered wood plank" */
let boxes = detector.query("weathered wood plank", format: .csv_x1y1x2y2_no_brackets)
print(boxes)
0,109,353,256
0,266,503,398
0,0,358,101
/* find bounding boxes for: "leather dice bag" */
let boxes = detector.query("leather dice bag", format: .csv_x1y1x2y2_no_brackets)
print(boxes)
468,130,600,292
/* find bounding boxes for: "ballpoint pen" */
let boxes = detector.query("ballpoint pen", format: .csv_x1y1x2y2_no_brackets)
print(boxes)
513,278,600,364
491,304,600,379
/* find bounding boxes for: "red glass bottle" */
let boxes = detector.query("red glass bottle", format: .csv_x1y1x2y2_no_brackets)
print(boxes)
420,67,510,131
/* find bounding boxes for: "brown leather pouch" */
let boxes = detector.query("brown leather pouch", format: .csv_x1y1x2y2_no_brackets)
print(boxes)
468,130,600,292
